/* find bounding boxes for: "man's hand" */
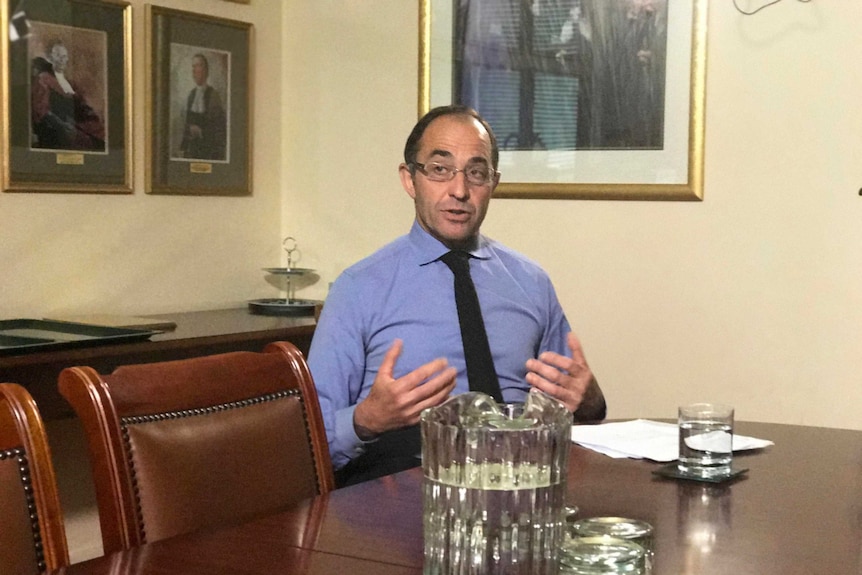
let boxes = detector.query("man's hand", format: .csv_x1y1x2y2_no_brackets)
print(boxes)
525,332,606,420
353,339,457,439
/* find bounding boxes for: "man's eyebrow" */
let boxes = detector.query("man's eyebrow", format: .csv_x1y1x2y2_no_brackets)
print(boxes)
424,150,489,166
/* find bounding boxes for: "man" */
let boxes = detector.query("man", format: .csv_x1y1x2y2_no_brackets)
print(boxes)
308,105,606,487
180,53,226,161
31,40,105,151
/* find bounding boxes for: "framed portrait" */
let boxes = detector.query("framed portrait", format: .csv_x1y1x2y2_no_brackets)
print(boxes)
419,0,708,201
1,0,132,193
145,5,252,196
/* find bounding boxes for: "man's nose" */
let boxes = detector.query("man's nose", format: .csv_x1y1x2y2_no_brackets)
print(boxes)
449,171,470,199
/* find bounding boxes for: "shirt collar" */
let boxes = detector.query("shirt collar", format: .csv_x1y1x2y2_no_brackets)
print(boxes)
408,220,492,266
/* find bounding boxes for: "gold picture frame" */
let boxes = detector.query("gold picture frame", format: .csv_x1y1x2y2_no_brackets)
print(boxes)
1,0,132,194
419,0,708,201
145,5,252,196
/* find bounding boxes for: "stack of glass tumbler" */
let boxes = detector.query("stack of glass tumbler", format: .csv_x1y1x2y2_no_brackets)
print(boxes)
562,516,652,574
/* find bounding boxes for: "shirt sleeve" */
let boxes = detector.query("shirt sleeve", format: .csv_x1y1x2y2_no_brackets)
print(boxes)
307,271,370,469
540,274,572,357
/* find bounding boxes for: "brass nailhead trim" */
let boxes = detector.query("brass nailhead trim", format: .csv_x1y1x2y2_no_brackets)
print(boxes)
1,447,46,571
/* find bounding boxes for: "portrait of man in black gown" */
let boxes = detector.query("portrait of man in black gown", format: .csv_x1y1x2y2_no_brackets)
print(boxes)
170,46,229,162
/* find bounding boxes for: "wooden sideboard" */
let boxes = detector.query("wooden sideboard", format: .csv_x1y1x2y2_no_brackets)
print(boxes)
0,308,317,420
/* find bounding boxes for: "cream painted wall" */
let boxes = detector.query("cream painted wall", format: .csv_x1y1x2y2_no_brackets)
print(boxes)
283,2,861,431
0,0,284,318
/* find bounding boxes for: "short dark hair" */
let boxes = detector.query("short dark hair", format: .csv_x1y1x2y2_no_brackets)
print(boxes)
403,105,499,170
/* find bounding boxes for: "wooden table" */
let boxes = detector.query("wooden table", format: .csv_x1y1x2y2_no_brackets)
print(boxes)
53,421,862,574
0,308,316,419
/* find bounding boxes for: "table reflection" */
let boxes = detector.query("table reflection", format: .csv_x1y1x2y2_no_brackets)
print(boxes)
676,482,732,573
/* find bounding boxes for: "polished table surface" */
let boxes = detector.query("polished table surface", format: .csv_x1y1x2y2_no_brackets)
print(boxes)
54,421,862,575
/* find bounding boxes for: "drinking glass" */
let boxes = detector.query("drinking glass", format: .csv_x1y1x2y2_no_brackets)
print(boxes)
677,403,734,477
567,517,653,573
559,536,646,574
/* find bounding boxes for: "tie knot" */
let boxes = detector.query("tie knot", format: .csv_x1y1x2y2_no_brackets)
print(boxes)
440,250,471,275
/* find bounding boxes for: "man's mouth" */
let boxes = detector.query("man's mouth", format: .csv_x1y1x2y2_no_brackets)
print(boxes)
444,208,471,218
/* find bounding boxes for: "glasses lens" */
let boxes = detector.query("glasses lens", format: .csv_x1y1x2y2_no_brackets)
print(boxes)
465,164,491,186
417,162,494,185
422,162,454,182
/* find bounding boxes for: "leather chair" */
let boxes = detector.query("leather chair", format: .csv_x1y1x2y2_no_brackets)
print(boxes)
0,383,69,574
58,341,334,555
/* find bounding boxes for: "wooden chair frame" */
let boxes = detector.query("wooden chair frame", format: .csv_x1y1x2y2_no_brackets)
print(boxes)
0,383,69,573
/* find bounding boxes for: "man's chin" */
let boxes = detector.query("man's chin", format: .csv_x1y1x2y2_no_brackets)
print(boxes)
439,233,478,251
418,219,479,250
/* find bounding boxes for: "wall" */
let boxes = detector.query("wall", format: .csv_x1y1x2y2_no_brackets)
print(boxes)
1,0,284,564
0,0,285,318
4,0,857,565
283,1,861,431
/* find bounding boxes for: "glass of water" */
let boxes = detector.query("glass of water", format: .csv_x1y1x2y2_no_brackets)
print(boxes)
677,403,734,477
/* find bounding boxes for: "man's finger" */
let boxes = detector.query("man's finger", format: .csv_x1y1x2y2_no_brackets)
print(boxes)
526,357,564,383
411,367,457,413
567,332,587,361
377,339,403,381
398,356,451,389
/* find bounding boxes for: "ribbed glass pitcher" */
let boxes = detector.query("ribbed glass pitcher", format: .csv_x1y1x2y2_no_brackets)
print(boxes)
421,391,572,575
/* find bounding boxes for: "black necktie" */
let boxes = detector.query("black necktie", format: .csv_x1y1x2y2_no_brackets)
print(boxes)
440,250,503,402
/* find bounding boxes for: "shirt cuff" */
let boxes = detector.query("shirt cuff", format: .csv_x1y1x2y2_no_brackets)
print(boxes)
332,404,373,468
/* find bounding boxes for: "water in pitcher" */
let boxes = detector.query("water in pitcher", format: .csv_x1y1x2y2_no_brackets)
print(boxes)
423,462,566,575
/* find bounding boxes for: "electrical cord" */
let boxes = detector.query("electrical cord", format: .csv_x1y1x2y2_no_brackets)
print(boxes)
732,0,812,16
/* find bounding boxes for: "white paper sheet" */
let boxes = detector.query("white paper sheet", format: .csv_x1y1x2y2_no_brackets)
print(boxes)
570,419,774,462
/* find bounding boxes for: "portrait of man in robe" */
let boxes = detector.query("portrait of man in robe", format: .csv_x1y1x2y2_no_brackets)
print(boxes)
168,44,230,163
28,23,108,153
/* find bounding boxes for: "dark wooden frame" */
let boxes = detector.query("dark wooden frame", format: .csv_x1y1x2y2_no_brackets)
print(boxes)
1,0,132,193
145,5,253,196
0,383,69,572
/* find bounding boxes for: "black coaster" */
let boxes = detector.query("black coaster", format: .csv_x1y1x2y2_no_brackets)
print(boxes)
652,463,748,484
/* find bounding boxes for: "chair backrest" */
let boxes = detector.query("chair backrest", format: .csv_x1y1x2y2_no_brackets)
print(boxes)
0,383,69,574
58,341,334,555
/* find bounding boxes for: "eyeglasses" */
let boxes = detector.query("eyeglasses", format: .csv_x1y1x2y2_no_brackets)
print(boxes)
412,161,498,187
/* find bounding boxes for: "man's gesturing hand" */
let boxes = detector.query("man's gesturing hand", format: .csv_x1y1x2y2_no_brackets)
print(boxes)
353,339,457,439
524,332,603,418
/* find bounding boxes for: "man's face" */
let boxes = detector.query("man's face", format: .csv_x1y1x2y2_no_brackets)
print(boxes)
399,115,498,250
192,57,207,86
49,45,68,72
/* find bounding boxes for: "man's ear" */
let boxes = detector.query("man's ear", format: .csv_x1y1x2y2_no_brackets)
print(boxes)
399,163,417,199
488,170,501,196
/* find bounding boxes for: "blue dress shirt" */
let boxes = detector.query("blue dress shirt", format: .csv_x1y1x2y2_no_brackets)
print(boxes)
308,221,572,469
